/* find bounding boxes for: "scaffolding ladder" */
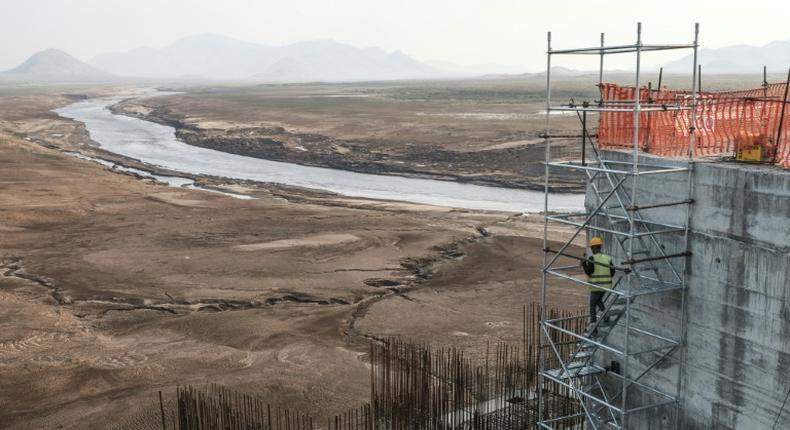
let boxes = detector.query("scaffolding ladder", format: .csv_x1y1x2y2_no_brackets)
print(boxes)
537,23,699,430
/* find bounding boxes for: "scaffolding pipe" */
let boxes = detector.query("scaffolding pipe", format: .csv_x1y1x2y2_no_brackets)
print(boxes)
772,69,790,165
538,29,552,428
622,21,644,428
543,177,628,270
541,325,600,428
540,23,698,430
599,33,605,87
549,43,695,55
675,23,700,430
549,105,689,113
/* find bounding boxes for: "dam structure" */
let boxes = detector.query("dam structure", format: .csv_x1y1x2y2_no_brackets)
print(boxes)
538,23,790,429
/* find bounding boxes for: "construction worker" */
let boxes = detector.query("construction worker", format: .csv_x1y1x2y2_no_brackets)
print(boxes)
581,236,614,331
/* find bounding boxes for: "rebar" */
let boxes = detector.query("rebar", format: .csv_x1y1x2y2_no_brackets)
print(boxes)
154,305,586,430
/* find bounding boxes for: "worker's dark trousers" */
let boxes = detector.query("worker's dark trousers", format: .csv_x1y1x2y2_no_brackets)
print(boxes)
589,291,606,324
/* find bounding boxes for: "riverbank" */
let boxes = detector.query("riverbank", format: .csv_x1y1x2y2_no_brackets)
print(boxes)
110,82,587,193
0,90,584,428
56,93,583,213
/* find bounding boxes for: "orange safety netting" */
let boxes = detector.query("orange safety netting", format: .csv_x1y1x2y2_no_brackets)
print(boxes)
596,83,790,168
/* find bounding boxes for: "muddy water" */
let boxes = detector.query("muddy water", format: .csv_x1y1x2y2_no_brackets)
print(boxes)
55,93,583,213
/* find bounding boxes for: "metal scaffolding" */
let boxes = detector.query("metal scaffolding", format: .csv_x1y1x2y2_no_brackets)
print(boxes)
537,23,699,429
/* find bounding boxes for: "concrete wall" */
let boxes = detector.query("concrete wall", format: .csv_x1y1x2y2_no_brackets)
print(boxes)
587,151,790,429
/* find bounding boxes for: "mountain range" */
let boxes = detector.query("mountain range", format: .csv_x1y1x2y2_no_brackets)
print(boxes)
90,34,443,81
663,40,790,74
4,34,789,83
2,34,463,83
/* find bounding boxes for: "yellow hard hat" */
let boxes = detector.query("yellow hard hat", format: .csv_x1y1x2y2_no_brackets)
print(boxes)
590,237,603,247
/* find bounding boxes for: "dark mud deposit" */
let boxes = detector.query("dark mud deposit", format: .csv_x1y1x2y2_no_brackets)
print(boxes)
112,101,585,193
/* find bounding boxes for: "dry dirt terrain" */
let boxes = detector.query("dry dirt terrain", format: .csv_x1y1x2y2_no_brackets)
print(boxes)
0,88,585,429
113,79,590,192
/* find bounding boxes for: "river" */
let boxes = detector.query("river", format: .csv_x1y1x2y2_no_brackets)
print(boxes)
55,93,583,213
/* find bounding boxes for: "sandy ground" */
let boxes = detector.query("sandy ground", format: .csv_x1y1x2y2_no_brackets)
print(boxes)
0,91,585,429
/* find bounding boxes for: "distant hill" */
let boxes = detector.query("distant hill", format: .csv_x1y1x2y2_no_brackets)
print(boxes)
663,40,790,74
529,66,593,78
89,33,442,82
425,60,527,77
90,34,275,80
2,49,111,81
497,66,621,80
251,41,438,82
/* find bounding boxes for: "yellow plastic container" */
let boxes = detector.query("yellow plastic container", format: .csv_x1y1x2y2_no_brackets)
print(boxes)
735,132,766,162
737,146,762,162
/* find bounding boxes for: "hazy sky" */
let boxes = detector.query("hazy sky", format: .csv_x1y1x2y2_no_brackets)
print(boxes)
2,0,789,72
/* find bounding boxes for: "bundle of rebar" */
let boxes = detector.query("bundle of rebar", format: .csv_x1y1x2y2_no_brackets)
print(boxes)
175,384,315,430
368,304,586,429
154,305,586,430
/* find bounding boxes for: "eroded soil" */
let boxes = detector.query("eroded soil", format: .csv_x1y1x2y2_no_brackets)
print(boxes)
0,90,584,429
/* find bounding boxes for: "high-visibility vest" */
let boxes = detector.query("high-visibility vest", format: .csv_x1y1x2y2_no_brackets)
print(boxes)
588,253,612,292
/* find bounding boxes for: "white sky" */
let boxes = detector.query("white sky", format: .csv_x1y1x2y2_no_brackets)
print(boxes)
2,0,789,71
